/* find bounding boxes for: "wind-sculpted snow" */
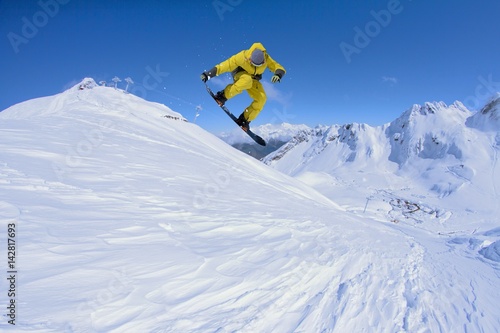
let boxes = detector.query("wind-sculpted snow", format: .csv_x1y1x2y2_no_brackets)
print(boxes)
0,79,499,332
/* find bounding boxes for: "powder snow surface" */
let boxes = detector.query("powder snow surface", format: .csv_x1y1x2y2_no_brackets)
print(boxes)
0,80,499,332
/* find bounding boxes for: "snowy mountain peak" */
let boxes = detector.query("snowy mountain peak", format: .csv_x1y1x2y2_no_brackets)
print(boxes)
75,77,98,90
482,92,500,112
255,122,312,141
478,92,500,118
466,92,500,131
386,101,474,165
1,77,186,122
452,100,470,113
419,101,446,114
401,101,470,124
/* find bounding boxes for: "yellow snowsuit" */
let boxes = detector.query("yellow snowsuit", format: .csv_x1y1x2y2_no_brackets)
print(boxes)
215,42,286,122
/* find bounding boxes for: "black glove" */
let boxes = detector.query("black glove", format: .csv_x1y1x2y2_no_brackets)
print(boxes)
271,69,285,83
201,67,217,82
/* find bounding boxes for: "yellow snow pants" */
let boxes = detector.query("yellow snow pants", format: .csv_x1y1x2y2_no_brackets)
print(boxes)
223,72,267,122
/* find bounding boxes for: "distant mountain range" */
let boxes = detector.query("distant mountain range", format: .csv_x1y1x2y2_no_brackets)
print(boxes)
218,122,311,159
260,96,500,218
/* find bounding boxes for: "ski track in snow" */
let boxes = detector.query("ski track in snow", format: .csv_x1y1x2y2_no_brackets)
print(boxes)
1,81,499,332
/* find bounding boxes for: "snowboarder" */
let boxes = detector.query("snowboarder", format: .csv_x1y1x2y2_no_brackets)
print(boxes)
201,42,286,131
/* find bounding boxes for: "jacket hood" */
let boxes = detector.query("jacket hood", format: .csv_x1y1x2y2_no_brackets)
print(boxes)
246,42,267,58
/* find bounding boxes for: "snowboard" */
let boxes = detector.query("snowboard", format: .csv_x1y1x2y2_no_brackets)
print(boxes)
204,82,266,146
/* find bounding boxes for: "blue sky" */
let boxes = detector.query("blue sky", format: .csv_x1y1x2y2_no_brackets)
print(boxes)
1,0,500,134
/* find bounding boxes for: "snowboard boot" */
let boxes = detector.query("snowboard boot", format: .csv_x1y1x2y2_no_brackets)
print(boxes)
236,113,250,132
214,90,227,106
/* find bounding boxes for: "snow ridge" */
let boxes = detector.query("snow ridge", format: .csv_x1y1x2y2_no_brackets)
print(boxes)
466,92,500,131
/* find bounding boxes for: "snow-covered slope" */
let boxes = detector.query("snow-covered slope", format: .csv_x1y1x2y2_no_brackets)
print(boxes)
1,80,499,332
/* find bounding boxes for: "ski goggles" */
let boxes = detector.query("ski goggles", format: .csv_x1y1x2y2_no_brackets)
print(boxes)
250,59,265,67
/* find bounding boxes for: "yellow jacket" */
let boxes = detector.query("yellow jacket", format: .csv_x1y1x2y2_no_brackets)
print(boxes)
216,42,285,80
